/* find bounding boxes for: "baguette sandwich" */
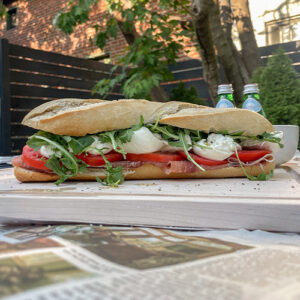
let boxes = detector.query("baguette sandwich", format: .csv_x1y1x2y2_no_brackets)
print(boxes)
12,98,282,186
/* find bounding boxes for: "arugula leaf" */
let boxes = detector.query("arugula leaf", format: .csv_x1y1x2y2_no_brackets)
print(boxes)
234,148,274,181
147,122,205,172
261,132,284,148
27,132,85,184
98,115,144,158
45,156,74,185
95,150,124,187
99,130,127,158
68,136,94,155
229,131,283,148
178,131,205,171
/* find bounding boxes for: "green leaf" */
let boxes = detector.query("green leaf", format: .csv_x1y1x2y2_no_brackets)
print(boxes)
178,131,205,172
27,131,84,184
233,148,274,181
95,32,108,49
95,150,124,187
68,136,94,154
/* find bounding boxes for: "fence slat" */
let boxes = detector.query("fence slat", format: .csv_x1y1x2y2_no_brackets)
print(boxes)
11,138,29,153
169,59,202,72
259,40,300,56
10,84,121,99
11,125,37,136
11,97,55,109
0,39,11,155
9,57,114,81
9,43,123,74
10,71,122,93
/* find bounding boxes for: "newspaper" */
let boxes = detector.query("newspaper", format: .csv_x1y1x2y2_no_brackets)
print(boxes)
0,225,300,300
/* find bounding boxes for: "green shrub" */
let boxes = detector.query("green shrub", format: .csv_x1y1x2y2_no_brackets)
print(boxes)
169,81,207,105
252,48,300,148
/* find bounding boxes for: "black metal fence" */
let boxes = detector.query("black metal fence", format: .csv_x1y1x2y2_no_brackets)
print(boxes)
1,38,300,155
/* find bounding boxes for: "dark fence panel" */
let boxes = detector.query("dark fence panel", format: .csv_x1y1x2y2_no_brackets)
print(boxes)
0,39,11,155
0,39,124,155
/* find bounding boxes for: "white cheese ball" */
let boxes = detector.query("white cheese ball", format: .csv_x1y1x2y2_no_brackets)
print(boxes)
193,133,241,161
40,145,61,158
123,127,165,154
86,136,113,155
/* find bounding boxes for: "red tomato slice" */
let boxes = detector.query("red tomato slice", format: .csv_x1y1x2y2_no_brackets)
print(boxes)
178,151,228,166
22,145,49,170
230,150,271,162
126,152,185,163
76,151,124,166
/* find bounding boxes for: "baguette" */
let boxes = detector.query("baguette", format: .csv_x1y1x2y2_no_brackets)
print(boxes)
13,162,275,182
22,98,201,136
13,98,278,184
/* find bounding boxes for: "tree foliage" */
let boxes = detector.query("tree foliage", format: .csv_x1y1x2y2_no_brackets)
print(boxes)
169,81,206,105
55,0,193,100
252,49,300,146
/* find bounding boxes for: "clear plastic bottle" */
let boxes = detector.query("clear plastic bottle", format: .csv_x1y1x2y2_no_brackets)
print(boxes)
216,84,235,108
242,83,266,117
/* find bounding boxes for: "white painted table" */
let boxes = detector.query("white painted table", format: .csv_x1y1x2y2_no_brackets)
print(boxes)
0,157,299,232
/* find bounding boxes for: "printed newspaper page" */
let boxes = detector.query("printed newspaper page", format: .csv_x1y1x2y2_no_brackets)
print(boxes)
0,225,300,300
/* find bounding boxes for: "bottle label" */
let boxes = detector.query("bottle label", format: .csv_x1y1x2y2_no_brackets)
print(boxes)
216,99,235,108
242,98,262,113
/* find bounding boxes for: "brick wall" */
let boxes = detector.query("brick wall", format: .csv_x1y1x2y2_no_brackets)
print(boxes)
0,0,199,62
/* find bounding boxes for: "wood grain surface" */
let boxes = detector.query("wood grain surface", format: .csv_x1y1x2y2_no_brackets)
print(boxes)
0,163,299,231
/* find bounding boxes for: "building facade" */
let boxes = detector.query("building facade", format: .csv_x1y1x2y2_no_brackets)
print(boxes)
1,0,300,62
249,0,300,47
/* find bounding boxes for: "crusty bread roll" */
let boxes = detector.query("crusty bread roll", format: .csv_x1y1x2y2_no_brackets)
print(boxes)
22,98,200,136
13,161,275,182
22,98,274,136
159,107,274,136
15,98,276,183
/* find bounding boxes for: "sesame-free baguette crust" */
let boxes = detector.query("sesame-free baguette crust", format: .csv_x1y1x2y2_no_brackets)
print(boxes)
22,99,274,136
22,99,202,136
13,161,275,182
22,99,164,136
160,107,275,136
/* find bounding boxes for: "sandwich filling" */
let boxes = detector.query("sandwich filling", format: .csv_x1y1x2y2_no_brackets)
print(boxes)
14,117,283,186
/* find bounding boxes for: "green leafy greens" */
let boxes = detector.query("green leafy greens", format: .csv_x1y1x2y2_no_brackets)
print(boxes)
27,131,89,185
98,116,144,158
147,123,205,171
95,150,124,188
218,130,283,148
26,116,281,186
234,147,274,181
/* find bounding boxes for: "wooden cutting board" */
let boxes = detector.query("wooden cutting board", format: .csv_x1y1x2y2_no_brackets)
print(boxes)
0,163,299,232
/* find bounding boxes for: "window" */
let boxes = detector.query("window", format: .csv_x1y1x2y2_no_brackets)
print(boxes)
265,15,300,45
6,7,17,30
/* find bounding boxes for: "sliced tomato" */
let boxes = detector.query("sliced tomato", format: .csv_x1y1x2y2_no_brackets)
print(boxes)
126,152,185,163
22,145,49,170
178,151,228,166
230,150,272,162
76,151,124,166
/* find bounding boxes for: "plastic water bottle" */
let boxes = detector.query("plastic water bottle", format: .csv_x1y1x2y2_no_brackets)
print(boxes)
216,84,235,108
242,83,266,117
